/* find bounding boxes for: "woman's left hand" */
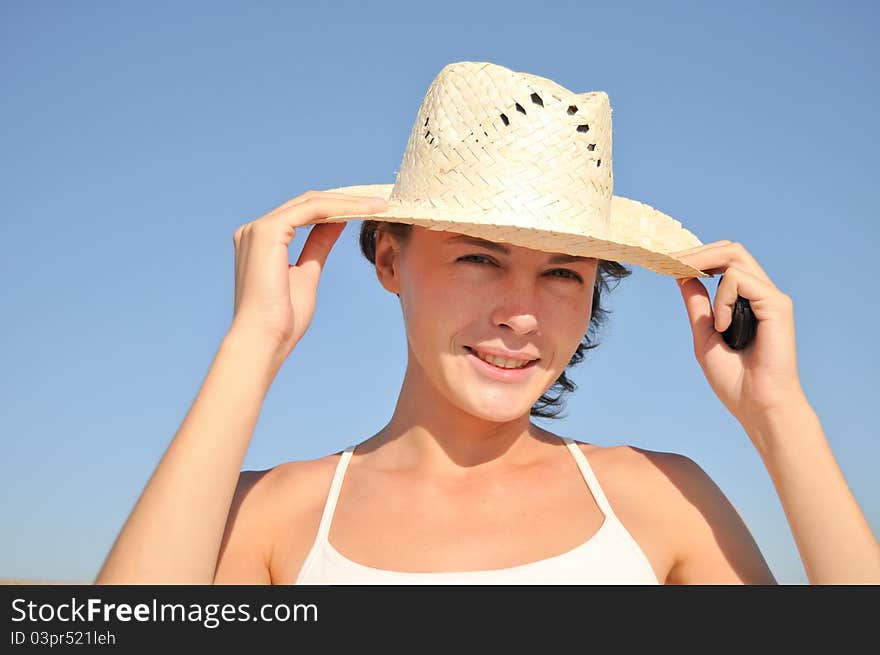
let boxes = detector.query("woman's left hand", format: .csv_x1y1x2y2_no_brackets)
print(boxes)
669,240,807,429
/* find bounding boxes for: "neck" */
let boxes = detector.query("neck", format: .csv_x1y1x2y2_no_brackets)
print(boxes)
366,358,554,477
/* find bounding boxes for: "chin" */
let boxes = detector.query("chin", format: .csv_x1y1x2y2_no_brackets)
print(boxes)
450,385,538,423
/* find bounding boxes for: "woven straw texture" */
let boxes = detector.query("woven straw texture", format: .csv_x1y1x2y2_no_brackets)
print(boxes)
318,61,709,279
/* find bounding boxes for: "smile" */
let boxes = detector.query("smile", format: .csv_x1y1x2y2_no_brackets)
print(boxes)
468,347,534,369
463,346,539,381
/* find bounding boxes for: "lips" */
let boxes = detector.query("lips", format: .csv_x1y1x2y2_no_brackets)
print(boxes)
463,347,532,370
463,346,539,381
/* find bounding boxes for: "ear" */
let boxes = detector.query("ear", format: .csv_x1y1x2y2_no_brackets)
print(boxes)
374,227,402,296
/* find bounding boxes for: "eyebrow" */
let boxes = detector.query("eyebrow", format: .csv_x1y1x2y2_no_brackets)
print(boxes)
443,234,594,264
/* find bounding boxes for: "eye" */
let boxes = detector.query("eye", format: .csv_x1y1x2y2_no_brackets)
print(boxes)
457,254,497,265
457,255,582,282
548,269,583,282
548,268,583,282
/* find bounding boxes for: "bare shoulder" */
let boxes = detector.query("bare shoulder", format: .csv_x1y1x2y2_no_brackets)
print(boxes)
568,439,694,502
214,450,344,585
579,441,775,584
264,450,344,503
591,442,709,503
563,441,690,579
573,440,732,516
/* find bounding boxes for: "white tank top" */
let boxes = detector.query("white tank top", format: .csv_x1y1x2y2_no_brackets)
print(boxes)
294,437,660,584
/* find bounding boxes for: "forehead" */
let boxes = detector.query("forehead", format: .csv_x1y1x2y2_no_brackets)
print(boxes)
435,231,595,265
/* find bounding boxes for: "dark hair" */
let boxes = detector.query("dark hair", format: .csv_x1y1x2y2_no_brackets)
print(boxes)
359,221,632,419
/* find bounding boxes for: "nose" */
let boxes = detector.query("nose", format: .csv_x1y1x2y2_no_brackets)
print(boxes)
490,275,540,336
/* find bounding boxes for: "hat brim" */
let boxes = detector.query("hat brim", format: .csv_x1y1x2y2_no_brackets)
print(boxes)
317,184,710,279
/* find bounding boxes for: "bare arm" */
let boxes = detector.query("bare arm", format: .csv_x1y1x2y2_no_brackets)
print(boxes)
744,396,880,584
670,242,880,584
643,451,777,585
93,191,388,584
213,468,275,584
665,396,880,584
94,331,284,584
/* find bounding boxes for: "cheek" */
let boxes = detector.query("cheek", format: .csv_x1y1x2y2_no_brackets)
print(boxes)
549,294,594,360
399,271,468,348
401,266,483,322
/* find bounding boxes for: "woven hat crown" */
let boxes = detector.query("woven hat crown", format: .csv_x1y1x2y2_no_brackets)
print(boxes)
322,61,707,278
391,61,614,238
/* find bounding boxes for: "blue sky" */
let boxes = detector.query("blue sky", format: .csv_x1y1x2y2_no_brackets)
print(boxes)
1,0,877,584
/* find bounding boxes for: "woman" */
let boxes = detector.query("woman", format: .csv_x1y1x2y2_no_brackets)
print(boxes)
94,62,880,585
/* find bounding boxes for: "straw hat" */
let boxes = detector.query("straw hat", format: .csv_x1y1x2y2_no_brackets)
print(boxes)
319,61,709,279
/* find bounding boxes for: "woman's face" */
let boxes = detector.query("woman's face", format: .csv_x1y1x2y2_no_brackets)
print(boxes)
375,225,599,423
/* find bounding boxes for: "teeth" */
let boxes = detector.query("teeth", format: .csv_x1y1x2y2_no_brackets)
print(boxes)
472,349,532,369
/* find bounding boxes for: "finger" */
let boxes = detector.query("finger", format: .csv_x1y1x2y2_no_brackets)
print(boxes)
670,240,732,257
233,227,243,312
264,195,387,230
233,223,253,315
293,222,348,287
714,272,737,333
266,190,387,219
676,276,717,353
670,241,732,283
712,265,781,328
671,242,773,286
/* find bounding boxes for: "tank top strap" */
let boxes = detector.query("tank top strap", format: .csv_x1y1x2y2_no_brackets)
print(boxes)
313,444,356,541
561,437,617,520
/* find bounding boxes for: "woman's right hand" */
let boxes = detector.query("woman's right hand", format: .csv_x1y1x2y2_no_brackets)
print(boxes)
229,190,388,360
